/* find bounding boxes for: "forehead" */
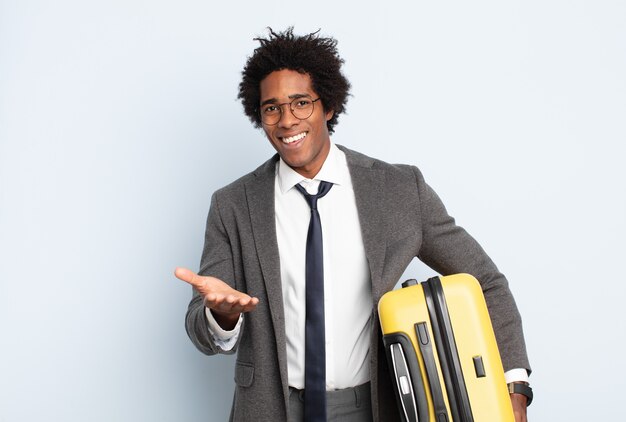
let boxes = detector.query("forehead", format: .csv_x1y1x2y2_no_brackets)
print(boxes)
259,69,317,102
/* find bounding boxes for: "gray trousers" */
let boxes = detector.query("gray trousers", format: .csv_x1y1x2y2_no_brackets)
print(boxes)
287,383,373,422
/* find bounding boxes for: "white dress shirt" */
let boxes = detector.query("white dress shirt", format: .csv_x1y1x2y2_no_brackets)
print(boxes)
274,143,372,390
205,143,528,386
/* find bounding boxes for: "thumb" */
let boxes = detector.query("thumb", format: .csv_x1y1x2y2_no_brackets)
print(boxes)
174,267,204,288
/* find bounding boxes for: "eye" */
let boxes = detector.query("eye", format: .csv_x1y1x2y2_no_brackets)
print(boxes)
293,99,312,109
262,104,279,114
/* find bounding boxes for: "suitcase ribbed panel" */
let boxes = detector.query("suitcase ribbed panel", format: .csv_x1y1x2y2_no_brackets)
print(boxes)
425,277,473,422
415,321,449,421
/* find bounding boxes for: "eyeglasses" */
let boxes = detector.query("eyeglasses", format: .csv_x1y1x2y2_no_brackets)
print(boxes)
259,97,321,125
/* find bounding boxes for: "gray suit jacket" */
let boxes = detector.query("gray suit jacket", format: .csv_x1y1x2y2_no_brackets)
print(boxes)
185,145,530,421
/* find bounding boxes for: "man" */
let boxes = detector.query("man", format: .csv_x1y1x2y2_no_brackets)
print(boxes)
175,28,532,421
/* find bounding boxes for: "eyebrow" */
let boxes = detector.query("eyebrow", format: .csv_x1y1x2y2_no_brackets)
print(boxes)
260,93,312,106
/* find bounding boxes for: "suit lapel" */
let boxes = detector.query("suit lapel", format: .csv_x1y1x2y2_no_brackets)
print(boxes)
340,145,387,300
244,155,290,408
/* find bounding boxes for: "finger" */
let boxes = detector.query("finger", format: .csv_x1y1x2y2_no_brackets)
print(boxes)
214,295,252,314
215,300,237,313
242,297,259,312
174,267,193,282
233,294,256,307
203,293,224,309
222,295,243,313
241,304,256,312
204,290,257,313
237,296,251,307
215,296,257,314
174,267,202,287
227,303,247,314
210,294,238,313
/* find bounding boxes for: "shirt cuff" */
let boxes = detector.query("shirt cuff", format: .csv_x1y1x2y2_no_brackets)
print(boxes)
205,307,243,351
504,368,530,384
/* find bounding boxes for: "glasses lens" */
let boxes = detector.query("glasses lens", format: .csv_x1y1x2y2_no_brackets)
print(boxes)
291,98,314,120
260,104,281,125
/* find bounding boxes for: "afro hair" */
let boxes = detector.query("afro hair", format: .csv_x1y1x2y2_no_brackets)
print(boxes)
238,27,351,134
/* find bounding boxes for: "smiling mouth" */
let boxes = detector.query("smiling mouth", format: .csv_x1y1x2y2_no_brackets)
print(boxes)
280,131,308,144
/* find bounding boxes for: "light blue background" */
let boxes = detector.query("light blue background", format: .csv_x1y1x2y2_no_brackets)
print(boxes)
1,0,624,420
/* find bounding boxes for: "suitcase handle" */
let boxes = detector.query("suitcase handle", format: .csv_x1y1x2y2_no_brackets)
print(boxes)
416,321,449,422
383,333,430,422
389,343,420,422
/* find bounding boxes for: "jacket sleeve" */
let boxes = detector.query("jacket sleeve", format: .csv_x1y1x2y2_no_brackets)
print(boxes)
413,166,531,374
184,191,243,356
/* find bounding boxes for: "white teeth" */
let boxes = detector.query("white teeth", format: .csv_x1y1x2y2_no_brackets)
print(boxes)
282,132,307,144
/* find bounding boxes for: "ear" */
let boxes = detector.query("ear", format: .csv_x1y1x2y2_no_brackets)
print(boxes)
325,109,334,121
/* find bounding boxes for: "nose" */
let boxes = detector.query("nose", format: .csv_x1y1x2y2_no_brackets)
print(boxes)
277,104,299,128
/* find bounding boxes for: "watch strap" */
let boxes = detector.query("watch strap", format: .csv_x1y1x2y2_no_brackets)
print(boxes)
508,382,533,406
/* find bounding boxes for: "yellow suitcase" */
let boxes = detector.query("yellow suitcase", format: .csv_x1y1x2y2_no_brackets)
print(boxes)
378,274,514,422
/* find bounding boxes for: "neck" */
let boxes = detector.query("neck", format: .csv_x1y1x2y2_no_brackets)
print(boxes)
293,139,331,179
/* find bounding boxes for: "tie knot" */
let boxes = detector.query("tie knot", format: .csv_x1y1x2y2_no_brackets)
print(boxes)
295,181,333,210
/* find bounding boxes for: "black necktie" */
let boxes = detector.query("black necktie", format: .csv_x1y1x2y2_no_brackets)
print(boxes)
295,180,333,422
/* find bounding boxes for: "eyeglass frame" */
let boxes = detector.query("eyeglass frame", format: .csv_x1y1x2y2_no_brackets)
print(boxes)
258,96,322,125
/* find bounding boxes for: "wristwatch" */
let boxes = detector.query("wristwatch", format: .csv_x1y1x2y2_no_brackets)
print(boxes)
507,382,533,406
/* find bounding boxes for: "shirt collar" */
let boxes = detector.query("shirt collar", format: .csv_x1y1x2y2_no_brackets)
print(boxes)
277,142,349,194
